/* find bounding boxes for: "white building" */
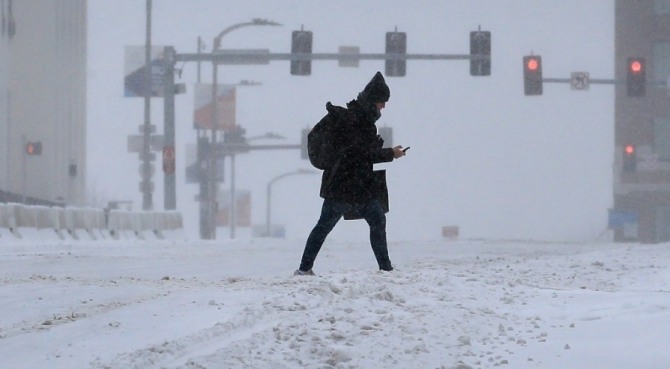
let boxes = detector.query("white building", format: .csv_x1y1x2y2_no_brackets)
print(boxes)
0,0,87,206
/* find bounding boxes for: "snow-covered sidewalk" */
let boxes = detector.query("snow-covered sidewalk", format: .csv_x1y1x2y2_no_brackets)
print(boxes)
1,238,669,368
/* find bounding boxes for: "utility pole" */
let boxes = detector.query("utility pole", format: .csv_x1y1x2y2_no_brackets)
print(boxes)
141,0,153,210
162,46,176,210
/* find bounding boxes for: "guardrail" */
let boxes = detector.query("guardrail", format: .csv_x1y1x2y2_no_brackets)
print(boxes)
0,203,184,241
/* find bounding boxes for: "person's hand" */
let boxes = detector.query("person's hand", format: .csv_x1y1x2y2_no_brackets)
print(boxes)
392,145,407,159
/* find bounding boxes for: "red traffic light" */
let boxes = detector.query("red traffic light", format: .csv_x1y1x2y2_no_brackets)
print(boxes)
629,60,643,73
624,144,635,155
626,57,646,97
26,141,42,155
623,144,637,172
523,55,542,96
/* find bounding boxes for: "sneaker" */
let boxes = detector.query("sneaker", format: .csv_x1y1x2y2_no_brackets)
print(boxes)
293,269,316,276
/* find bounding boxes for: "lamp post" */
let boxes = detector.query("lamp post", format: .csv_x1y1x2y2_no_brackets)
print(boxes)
266,169,316,237
204,18,281,240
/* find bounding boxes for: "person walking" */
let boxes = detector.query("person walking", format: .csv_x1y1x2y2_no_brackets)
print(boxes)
295,71,407,276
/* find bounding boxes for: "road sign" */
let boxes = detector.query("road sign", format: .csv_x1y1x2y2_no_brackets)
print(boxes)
124,45,166,97
570,72,590,91
338,46,360,68
608,209,638,228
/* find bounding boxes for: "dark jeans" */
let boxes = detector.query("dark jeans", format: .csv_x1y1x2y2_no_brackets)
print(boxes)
299,198,393,271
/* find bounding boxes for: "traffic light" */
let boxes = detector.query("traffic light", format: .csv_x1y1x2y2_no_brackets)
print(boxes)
623,144,637,172
26,141,42,155
385,31,406,77
626,57,646,97
470,30,491,76
523,55,543,96
291,29,313,76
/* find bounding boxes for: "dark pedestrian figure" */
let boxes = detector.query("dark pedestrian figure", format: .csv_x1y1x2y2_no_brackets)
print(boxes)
295,71,407,275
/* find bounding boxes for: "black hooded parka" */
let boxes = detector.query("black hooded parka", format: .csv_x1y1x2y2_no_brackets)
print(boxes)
318,98,395,204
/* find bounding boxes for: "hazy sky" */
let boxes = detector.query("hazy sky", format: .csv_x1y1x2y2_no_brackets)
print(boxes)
87,0,614,242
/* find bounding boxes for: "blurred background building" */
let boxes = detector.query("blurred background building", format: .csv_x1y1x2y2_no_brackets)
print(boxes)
613,0,670,242
0,0,87,206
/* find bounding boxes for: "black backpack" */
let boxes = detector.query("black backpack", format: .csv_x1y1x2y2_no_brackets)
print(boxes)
308,102,347,170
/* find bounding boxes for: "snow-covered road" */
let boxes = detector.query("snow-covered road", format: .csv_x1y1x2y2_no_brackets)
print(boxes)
1,238,669,369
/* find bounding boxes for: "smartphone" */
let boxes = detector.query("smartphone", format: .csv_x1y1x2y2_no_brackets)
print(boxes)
402,146,411,152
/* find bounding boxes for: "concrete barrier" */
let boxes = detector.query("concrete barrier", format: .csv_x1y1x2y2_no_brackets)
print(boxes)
144,212,156,232
82,208,103,229
0,204,184,242
0,204,14,229
35,206,60,229
71,208,87,230
166,211,183,230
0,204,14,239
58,208,70,231
4,203,22,237
20,206,39,228
108,210,131,239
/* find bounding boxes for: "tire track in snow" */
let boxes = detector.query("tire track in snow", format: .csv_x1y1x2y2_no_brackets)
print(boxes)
0,276,168,340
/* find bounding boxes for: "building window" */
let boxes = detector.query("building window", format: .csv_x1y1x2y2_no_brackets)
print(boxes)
654,117,670,160
653,41,670,83
655,0,670,14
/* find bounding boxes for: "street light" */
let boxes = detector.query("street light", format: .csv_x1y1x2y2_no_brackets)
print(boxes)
203,18,281,240
212,18,282,51
266,169,316,237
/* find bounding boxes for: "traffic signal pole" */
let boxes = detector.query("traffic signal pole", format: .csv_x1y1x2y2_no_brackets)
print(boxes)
523,55,667,94
533,77,665,88
173,52,479,64
543,78,618,84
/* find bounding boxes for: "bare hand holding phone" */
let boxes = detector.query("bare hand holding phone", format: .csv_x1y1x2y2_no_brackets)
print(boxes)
393,145,409,158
